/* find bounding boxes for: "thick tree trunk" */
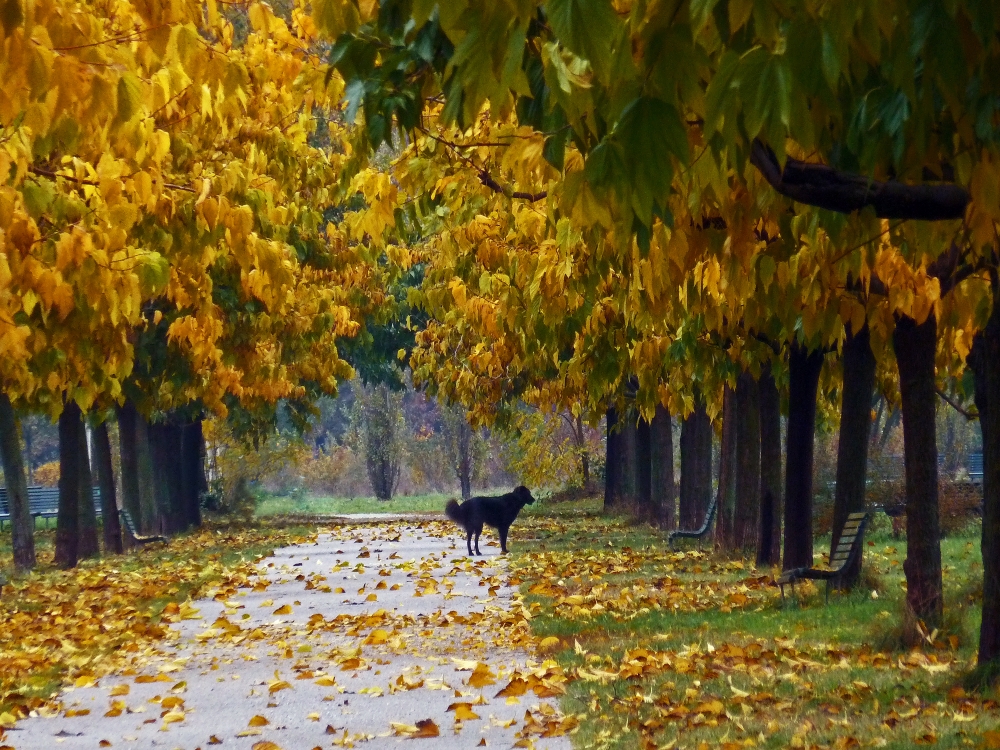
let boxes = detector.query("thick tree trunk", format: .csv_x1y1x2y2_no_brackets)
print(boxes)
150,421,186,534
734,372,761,552
679,398,712,528
55,402,82,569
783,345,824,570
894,314,944,634
93,420,123,555
149,421,178,533
650,404,674,529
0,392,35,571
831,324,876,587
715,386,738,548
970,288,999,666
604,407,622,510
77,424,100,559
181,420,205,529
116,402,142,545
135,411,157,533
757,368,782,566
636,415,652,518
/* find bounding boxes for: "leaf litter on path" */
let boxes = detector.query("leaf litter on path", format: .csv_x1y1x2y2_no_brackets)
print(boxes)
3,520,575,749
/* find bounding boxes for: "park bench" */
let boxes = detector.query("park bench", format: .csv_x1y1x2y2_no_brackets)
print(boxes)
0,486,101,530
969,451,984,484
667,494,719,549
777,511,870,605
119,508,165,545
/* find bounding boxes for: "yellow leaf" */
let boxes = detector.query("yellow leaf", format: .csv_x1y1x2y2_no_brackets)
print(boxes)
249,715,269,727
273,604,292,615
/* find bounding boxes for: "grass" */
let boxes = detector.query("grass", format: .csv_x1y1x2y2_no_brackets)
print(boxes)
254,491,458,516
507,502,996,750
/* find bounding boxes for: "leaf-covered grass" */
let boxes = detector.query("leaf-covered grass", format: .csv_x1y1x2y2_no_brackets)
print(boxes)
0,522,312,720
509,505,997,750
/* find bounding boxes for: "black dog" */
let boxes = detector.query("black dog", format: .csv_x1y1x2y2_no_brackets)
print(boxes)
445,486,535,556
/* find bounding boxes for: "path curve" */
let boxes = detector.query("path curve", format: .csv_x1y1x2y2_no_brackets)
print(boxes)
5,520,574,749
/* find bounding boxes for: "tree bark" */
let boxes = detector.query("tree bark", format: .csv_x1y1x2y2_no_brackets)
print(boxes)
715,386,738,548
77,423,100,559
894,314,944,634
116,402,142,546
636,415,652,519
679,397,712,528
750,139,969,220
758,367,782,566
93,420,123,555
55,402,82,569
650,404,674,529
734,372,761,552
181,420,205,529
783,344,824,570
150,421,185,534
0,392,35,571
605,407,622,510
970,287,999,666
621,408,638,505
831,324,877,587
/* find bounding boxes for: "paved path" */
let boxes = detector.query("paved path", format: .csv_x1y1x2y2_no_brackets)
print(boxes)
6,521,574,749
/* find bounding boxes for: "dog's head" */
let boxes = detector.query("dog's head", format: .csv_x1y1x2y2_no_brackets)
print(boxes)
514,486,535,506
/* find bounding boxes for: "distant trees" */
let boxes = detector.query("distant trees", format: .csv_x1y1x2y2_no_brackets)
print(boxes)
361,385,404,501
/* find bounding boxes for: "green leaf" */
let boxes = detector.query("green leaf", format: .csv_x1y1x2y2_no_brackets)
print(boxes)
613,96,687,226
690,0,721,34
544,0,622,83
22,180,54,220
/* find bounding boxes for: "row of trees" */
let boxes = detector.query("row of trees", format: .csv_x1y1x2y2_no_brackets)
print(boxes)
0,2,391,571
311,0,1000,673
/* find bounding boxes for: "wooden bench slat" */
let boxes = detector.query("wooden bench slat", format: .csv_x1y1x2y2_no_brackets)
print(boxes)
778,512,871,606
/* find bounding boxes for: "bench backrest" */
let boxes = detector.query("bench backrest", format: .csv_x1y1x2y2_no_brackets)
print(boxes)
0,486,101,515
969,451,984,479
830,512,869,572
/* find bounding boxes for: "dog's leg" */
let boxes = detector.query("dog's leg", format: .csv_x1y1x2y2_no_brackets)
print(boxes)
499,526,509,554
474,525,483,555
466,530,474,556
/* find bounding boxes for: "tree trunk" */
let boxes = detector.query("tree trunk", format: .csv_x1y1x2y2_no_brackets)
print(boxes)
757,367,782,566
831,324,876,587
679,397,712,528
894,313,943,634
77,423,100,559
621,408,638,505
0,392,35,571
734,372,761,553
636,415,652,519
116,402,142,545
150,421,185,534
650,404,674,529
55,402,82,569
715,386,737,548
783,344,824,570
605,407,622,510
970,282,1000,667
93,420,123,555
181,420,205,528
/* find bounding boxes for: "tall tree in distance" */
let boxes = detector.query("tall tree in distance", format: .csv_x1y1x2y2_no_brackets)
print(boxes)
441,403,475,500
362,385,403,501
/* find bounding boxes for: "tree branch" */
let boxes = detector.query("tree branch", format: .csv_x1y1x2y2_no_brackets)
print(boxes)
750,140,969,220
936,388,979,421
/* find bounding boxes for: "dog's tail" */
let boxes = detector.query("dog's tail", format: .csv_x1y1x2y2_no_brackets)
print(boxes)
445,499,466,530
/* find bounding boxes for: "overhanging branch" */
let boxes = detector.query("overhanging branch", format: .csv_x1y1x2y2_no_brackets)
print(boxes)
750,140,969,220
